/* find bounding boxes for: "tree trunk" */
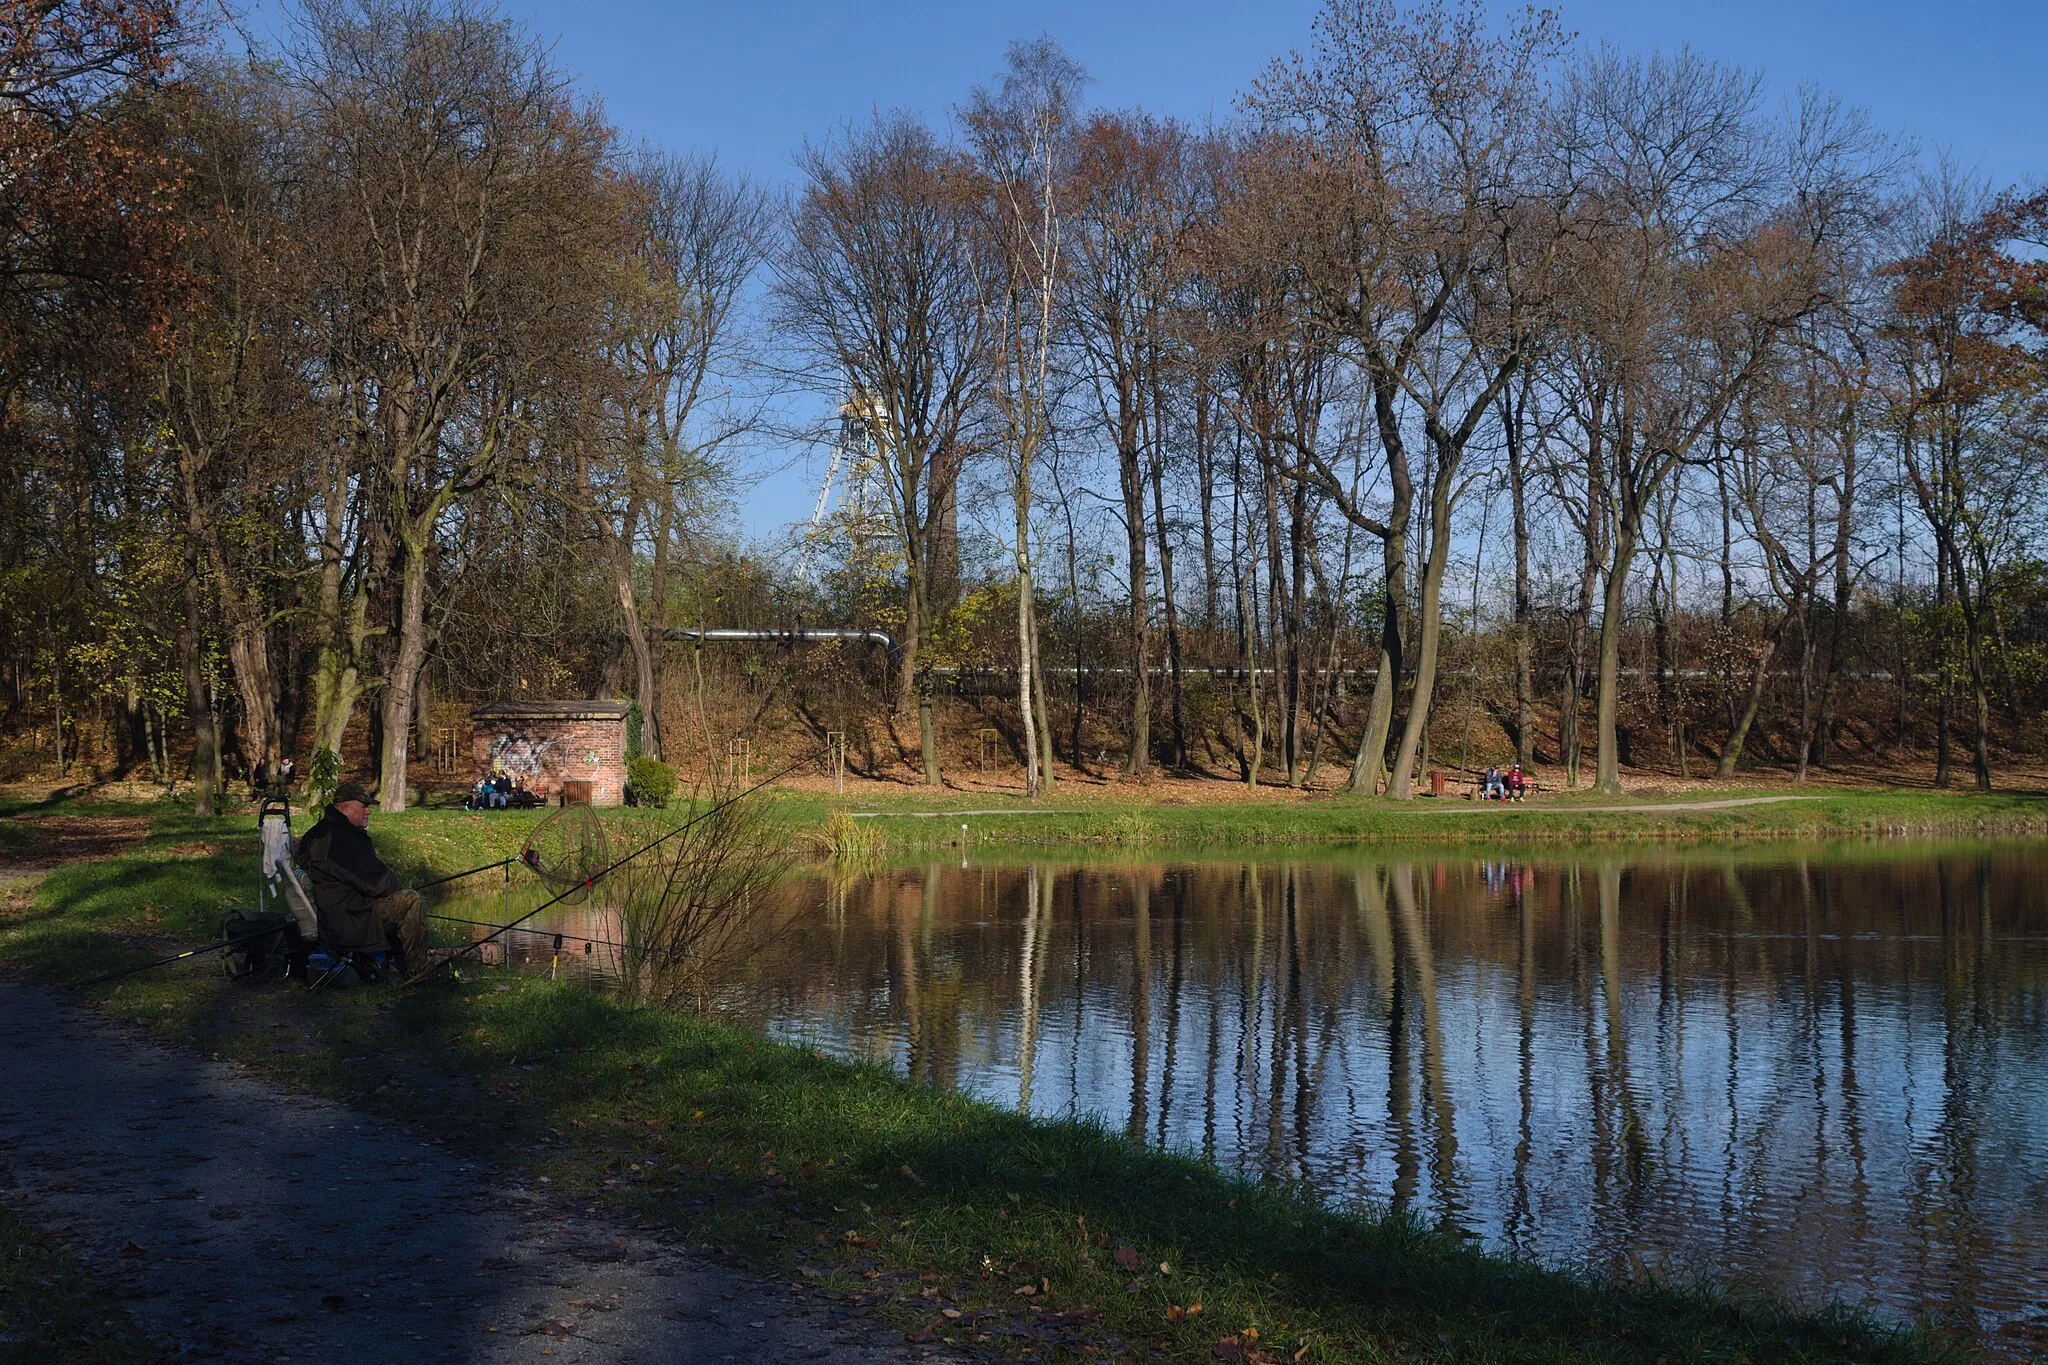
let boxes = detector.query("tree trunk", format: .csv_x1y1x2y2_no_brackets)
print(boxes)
178,571,220,816
1593,520,1637,795
1387,490,1453,800
1716,613,1787,779
1029,588,1055,787
310,452,366,764
376,544,432,812
1507,393,1533,767
1016,561,1040,797
1934,529,1952,787
1560,552,1599,788
1120,430,1150,778
1346,526,1407,794
1151,453,1186,771
1237,572,1262,787
611,537,662,762
414,665,434,772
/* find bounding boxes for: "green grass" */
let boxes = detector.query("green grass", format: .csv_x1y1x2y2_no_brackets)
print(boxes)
0,795,1989,1362
768,786,2048,854
0,1203,155,1364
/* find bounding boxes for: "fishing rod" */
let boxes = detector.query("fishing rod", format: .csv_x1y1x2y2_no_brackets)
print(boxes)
399,747,820,990
73,925,284,988
413,856,514,892
426,910,622,952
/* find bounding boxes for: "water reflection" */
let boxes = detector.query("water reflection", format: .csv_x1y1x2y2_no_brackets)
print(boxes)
464,848,2048,1357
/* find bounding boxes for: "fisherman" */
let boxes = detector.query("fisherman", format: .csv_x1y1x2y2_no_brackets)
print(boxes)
297,781,425,976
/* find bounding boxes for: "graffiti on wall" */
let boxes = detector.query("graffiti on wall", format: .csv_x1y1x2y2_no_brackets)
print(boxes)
486,733,556,778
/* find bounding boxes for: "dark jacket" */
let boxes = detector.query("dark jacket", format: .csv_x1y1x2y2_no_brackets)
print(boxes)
297,806,399,950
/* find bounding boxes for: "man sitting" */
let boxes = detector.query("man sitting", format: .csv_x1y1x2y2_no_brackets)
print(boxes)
1506,763,1528,801
1482,765,1506,800
298,781,424,976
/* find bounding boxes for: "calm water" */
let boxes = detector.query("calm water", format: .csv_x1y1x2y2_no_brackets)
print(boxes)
453,847,2048,1357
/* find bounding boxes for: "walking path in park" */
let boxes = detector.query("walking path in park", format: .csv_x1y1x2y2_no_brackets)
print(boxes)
0,981,951,1365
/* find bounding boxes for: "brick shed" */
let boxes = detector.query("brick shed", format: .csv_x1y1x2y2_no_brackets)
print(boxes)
470,700,630,807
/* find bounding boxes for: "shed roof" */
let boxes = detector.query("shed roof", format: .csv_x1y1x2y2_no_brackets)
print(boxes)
470,699,631,721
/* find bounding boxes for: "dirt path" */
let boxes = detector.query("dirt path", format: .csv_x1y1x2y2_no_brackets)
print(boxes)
0,982,951,1364
1458,794,1827,815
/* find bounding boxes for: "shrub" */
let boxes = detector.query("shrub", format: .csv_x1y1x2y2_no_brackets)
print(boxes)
307,747,342,808
626,754,677,809
623,700,644,760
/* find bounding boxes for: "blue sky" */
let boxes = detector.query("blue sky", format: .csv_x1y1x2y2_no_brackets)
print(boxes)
248,0,2048,540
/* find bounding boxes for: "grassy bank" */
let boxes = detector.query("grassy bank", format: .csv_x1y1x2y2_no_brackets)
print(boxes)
0,799,1978,1362
0,1204,154,1365
782,785,2048,853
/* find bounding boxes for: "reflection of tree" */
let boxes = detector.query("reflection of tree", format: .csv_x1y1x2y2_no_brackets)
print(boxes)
1596,860,1650,1225
1157,870,1187,1145
1353,866,1395,1012
1390,862,1461,1225
1129,872,1151,1143
1511,866,1536,1249
1927,855,1993,1323
706,850,2046,1346
1016,863,1050,1113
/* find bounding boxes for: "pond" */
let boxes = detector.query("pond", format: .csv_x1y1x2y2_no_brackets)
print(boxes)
442,845,2048,1358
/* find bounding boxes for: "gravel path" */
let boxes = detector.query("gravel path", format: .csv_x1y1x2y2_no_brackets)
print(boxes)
0,981,946,1364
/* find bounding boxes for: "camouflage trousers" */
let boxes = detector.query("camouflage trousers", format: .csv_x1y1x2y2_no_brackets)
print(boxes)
373,890,425,969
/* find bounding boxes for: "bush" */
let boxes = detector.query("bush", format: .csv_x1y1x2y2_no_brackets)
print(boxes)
307,747,341,809
626,754,677,809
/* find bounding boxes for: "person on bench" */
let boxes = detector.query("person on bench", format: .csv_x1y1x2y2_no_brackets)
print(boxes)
1483,765,1506,800
1507,763,1528,801
298,781,425,977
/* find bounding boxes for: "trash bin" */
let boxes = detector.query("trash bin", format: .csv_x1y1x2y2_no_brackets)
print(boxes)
1429,770,1446,798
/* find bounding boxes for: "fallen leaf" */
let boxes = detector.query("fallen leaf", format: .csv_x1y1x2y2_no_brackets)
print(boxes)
898,1163,923,1184
1160,1262,1173,1276
1113,1245,1143,1272
118,1241,145,1258
798,1162,820,1181
941,1308,962,1320
1015,1283,1038,1297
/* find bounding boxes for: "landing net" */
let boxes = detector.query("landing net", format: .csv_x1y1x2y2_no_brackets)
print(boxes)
519,802,609,906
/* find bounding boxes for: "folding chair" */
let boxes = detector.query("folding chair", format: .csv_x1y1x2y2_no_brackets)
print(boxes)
258,796,383,987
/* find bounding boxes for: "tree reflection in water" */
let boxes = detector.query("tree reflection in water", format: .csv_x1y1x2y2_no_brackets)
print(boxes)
482,846,2048,1359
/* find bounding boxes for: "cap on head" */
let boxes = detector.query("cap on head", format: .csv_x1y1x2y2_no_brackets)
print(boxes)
331,780,374,807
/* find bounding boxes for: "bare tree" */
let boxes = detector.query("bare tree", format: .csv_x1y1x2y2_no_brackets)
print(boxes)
1246,0,1565,797
597,151,769,761
295,0,615,809
965,38,1086,797
777,112,997,785
1070,111,1195,779
1549,49,1843,792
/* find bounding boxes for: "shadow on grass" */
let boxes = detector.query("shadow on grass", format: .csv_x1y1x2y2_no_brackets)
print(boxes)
341,979,1957,1365
10,849,254,983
